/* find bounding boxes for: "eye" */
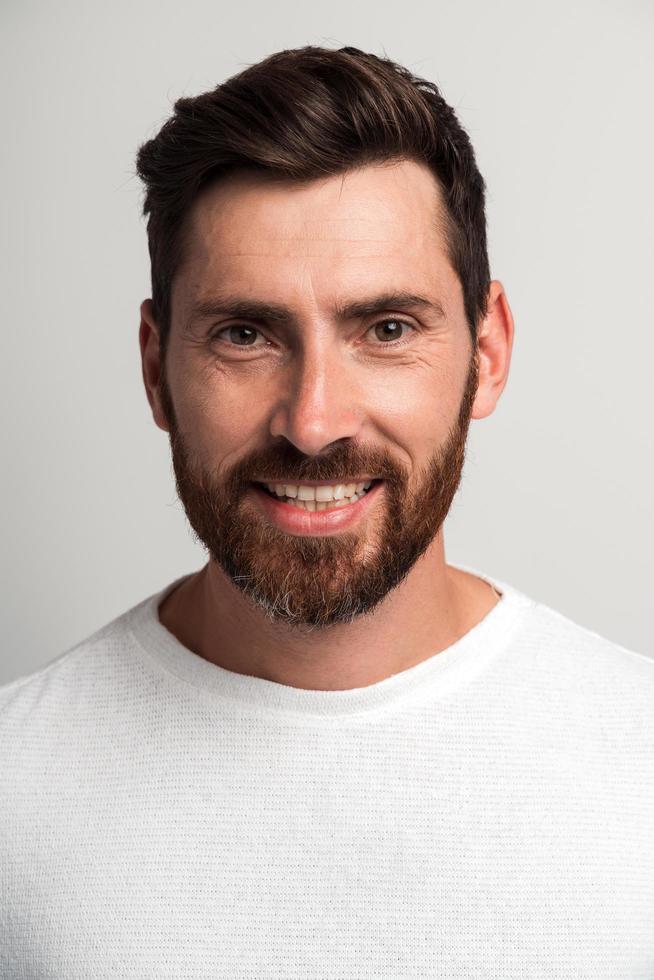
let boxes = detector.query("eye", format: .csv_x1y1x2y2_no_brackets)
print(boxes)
368,318,415,346
210,318,416,351
212,324,267,347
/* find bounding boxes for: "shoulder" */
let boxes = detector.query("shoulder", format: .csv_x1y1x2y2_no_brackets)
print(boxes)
498,583,654,738
0,572,188,724
460,565,652,684
517,592,652,677
0,604,143,733
470,566,653,685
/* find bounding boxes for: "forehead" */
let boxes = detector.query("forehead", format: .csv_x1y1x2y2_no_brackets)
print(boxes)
173,159,458,315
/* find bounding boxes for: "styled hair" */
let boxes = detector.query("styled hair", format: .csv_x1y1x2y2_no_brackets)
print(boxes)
135,45,490,355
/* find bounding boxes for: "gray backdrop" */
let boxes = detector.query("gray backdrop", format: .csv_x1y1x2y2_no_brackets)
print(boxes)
1,0,652,684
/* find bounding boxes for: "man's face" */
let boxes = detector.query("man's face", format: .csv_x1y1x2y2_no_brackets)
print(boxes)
153,159,480,630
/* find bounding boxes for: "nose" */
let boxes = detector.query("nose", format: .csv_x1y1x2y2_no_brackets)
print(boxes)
268,340,364,456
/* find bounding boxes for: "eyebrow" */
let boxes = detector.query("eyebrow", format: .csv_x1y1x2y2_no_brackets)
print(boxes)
186,291,446,330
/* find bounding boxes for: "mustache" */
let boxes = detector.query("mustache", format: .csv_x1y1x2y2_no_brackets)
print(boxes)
227,443,405,490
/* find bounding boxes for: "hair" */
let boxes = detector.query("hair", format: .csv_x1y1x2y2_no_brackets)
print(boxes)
135,45,490,356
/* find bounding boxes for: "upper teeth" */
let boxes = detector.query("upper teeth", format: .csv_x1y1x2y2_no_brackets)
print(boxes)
266,481,372,501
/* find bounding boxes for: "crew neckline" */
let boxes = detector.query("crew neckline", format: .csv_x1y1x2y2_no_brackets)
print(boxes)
127,564,534,719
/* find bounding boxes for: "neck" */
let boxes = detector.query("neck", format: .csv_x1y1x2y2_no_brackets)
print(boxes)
158,533,500,691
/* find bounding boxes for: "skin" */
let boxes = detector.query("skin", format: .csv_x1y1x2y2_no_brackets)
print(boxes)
139,157,514,691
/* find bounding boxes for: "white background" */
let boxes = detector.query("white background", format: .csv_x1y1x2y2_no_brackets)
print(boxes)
1,0,652,683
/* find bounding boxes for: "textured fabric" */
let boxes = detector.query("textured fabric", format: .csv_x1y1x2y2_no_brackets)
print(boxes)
1,566,653,979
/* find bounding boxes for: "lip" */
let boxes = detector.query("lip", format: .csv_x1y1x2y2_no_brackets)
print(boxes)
248,480,384,536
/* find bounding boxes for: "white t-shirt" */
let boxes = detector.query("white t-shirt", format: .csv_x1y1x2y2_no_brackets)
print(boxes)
1,568,653,979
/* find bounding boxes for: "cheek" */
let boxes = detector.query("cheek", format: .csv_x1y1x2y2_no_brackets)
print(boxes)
336,384,437,480
174,369,266,466
372,360,463,438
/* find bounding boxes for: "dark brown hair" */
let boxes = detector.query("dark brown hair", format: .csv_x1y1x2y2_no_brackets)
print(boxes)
135,45,490,355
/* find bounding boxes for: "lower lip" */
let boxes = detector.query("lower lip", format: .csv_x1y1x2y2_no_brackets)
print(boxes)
248,482,384,536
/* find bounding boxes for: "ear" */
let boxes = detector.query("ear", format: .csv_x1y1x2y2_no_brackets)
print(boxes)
471,280,515,420
139,299,170,432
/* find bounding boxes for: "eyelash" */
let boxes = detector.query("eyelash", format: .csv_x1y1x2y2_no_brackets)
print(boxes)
210,319,416,352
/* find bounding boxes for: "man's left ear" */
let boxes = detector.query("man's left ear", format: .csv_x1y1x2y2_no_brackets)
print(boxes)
471,280,515,420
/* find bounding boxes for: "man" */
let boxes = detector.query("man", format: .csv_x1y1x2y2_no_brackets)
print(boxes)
1,45,652,978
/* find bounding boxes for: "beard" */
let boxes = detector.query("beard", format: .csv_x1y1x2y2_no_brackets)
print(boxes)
158,351,479,632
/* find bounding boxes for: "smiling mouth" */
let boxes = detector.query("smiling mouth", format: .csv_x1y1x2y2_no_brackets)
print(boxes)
253,479,382,511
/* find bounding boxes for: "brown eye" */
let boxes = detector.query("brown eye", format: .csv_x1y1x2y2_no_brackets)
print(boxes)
212,325,263,346
225,325,259,345
370,319,413,344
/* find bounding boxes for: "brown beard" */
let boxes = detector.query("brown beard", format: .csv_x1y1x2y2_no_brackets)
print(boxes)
158,350,479,631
